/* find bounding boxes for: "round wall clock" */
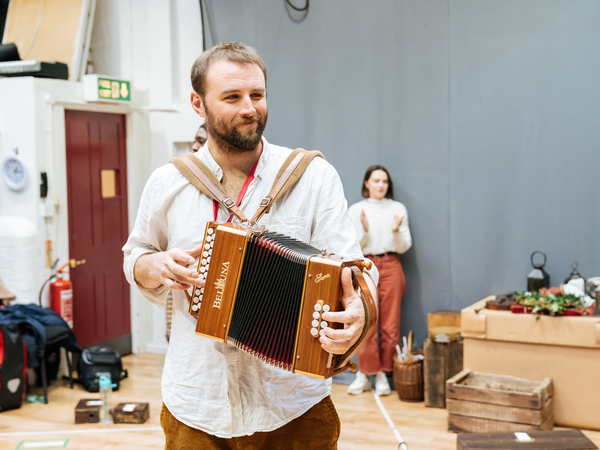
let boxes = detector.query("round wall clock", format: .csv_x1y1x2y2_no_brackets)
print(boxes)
2,155,28,191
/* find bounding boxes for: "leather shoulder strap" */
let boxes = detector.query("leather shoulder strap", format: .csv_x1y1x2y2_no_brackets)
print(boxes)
169,153,248,223
250,148,324,225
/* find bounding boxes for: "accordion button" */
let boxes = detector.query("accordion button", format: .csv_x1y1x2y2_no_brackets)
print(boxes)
312,312,320,319
199,266,206,273
310,328,318,336
319,329,326,336
201,259,207,265
323,304,330,312
208,249,213,255
207,257,211,263
204,243,210,250
314,303,322,311
206,235,213,242
193,296,200,303
321,321,328,328
311,319,319,327
200,287,204,293
207,228,214,235
192,304,199,311
203,251,209,258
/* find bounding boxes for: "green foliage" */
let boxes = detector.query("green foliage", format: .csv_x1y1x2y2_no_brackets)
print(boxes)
514,290,586,316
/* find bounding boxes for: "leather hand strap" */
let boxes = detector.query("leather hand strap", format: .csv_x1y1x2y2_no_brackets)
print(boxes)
334,265,378,370
172,154,249,223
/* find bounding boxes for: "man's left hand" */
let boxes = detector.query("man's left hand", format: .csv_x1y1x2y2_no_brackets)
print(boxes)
319,267,368,355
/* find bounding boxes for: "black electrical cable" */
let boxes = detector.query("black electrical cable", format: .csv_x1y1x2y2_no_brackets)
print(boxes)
38,258,60,307
285,0,309,12
38,274,57,308
199,0,206,51
199,0,217,49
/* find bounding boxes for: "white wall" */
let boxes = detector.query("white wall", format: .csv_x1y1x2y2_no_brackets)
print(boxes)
89,0,205,353
0,0,204,354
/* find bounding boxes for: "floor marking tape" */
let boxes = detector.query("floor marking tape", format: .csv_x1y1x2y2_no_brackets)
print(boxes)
372,391,409,450
0,427,162,437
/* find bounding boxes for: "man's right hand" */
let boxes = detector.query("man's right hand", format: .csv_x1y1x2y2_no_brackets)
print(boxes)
134,244,206,290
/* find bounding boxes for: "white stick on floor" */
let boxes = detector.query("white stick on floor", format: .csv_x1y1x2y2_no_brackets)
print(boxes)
0,427,163,437
372,391,409,450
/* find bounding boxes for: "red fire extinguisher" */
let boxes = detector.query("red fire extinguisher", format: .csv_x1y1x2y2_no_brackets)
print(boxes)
50,259,85,328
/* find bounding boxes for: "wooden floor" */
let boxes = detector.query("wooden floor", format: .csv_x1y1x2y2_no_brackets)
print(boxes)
1,353,598,450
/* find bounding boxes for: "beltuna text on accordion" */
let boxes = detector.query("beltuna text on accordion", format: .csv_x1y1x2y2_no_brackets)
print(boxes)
188,221,375,379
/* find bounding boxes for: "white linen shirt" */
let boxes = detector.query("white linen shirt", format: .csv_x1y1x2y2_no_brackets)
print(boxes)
122,138,378,438
348,198,412,256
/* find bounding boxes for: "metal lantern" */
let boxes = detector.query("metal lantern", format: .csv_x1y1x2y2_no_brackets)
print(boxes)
564,261,584,285
527,251,550,292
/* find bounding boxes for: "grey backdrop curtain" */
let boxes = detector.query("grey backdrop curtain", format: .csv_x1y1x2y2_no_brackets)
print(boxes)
203,0,600,345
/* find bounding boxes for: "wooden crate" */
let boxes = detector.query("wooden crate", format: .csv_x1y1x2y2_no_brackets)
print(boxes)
113,402,150,424
74,398,101,424
424,338,463,408
457,429,598,450
446,370,553,433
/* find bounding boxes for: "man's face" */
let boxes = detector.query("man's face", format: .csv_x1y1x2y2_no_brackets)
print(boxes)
192,127,208,152
192,60,267,153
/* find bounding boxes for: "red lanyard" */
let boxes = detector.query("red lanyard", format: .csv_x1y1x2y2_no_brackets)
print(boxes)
212,143,263,222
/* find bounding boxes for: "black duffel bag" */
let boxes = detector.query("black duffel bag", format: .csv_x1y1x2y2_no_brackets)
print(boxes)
77,346,128,392
0,323,27,412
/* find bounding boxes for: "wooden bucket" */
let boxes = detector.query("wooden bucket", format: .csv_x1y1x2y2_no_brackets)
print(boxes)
393,349,424,402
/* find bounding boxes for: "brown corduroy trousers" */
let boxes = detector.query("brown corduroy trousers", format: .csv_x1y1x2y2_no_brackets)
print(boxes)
160,395,340,449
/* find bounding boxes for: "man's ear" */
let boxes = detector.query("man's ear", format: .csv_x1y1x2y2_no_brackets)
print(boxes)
190,91,206,118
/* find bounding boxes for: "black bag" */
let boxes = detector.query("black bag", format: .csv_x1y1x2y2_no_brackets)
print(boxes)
77,346,128,392
0,323,27,412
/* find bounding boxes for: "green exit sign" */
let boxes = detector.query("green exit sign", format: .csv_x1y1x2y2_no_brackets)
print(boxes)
83,74,131,103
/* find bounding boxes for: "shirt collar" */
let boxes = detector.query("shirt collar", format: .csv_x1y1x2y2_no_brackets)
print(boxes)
366,198,390,204
198,137,270,182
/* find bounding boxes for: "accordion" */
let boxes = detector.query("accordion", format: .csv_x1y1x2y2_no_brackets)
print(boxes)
188,221,377,379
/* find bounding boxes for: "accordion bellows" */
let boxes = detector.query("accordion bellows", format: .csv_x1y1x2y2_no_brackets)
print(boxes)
188,222,375,379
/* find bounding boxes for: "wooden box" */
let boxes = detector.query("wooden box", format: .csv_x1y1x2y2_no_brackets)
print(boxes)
462,297,600,430
113,403,150,424
424,338,463,408
75,398,102,424
457,430,598,450
446,370,553,433
428,310,461,332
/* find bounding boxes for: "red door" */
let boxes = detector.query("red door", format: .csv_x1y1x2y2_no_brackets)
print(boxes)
64,110,131,353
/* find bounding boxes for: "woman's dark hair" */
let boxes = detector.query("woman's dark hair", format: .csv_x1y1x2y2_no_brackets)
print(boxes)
361,165,394,199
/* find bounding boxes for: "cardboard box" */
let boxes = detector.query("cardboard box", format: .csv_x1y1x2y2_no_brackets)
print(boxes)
462,297,600,430
446,370,553,433
113,402,149,424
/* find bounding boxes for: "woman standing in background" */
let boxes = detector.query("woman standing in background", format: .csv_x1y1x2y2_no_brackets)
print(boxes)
347,165,412,396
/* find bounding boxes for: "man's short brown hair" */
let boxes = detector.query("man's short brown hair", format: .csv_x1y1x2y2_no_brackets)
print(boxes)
191,41,267,98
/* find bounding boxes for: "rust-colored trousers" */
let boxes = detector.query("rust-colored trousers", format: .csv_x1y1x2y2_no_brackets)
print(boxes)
357,253,406,375
160,396,340,449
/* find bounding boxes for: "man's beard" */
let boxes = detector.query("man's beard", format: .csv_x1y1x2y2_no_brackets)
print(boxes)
204,103,268,154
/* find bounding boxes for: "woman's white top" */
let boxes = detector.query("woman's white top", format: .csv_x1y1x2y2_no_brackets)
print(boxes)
348,198,412,256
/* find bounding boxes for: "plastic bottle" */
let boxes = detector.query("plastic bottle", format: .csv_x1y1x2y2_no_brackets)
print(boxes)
99,375,117,423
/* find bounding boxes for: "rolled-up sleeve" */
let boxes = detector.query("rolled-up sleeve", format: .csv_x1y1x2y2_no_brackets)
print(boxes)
123,172,170,307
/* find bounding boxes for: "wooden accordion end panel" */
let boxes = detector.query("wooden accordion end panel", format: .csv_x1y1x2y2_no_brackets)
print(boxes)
189,222,373,379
